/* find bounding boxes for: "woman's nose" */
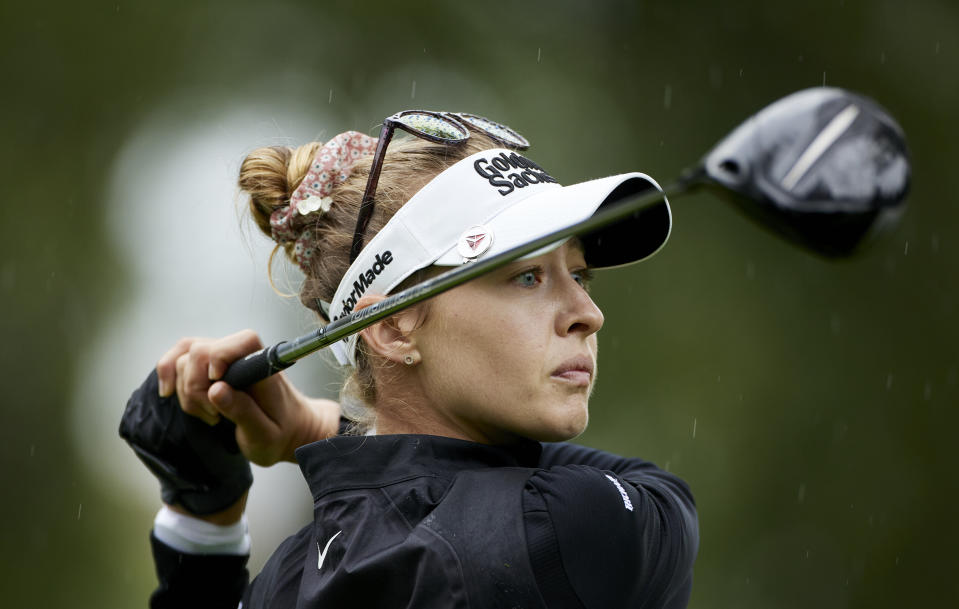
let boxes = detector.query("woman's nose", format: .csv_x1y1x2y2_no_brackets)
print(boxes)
556,277,605,337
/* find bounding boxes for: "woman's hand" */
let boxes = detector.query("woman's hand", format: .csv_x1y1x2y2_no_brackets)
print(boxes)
156,330,340,466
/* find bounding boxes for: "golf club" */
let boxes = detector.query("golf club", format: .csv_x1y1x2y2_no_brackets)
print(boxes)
221,86,910,390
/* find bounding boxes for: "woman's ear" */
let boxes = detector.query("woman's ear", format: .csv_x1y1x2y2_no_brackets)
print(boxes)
354,294,426,364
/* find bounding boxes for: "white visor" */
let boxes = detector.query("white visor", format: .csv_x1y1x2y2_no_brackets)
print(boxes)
328,148,671,366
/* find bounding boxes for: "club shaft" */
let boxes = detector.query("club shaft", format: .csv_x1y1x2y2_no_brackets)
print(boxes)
224,176,696,388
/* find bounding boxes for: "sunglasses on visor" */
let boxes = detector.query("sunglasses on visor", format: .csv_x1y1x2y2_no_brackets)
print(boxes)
349,110,530,262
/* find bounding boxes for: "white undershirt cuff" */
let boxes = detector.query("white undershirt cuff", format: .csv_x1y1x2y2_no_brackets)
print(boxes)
153,505,251,556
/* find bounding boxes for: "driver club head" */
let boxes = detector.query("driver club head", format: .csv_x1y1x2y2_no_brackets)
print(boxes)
700,87,910,257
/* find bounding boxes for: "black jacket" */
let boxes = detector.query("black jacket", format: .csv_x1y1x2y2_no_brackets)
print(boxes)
151,434,698,608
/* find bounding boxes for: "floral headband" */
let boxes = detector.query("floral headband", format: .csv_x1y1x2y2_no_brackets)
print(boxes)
269,131,378,271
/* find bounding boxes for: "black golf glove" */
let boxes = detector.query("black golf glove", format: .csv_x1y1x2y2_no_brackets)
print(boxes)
119,369,252,516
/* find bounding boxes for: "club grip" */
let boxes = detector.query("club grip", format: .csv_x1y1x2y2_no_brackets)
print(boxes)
221,343,288,389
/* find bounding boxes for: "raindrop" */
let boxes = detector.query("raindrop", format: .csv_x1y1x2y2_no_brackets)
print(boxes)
410,81,416,99
798,54,804,63
880,51,886,64
895,555,900,565
923,382,932,400
739,68,744,77
692,418,697,439
903,240,909,255
805,549,810,559
664,460,671,471
935,41,940,54
537,48,541,63
716,375,721,383
746,261,755,279
328,89,333,104
77,504,83,520
886,374,893,390
822,71,827,87
663,85,672,109
30,444,35,457
798,483,806,502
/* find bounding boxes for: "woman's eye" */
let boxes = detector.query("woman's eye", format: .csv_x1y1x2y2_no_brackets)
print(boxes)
513,269,540,287
571,268,594,290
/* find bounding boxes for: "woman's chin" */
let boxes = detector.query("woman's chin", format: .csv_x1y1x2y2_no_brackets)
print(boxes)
527,406,589,443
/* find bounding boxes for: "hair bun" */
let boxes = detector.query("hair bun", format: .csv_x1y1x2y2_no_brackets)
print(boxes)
240,145,293,237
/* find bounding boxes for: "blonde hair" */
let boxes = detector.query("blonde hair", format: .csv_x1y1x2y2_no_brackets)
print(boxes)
238,131,500,431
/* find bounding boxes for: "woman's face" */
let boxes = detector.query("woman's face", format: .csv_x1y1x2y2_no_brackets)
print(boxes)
410,240,604,444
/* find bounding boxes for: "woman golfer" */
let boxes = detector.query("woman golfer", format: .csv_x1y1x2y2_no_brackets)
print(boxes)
121,111,698,608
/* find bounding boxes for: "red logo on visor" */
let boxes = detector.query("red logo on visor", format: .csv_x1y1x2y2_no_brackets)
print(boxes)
465,232,488,251
456,225,494,260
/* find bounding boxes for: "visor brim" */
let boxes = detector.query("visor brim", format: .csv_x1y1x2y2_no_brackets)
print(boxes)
433,172,671,268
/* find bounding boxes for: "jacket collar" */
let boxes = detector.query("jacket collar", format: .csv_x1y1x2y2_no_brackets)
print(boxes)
295,434,542,501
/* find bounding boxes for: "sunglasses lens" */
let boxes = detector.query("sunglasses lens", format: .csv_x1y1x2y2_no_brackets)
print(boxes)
455,113,530,149
394,112,469,142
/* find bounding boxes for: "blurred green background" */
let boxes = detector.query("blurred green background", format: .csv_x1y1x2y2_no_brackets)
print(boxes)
2,0,956,607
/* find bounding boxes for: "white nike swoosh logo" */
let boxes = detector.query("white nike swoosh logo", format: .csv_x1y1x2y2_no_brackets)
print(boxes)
317,530,342,571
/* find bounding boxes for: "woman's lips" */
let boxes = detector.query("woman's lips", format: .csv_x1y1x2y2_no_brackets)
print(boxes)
551,355,595,386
